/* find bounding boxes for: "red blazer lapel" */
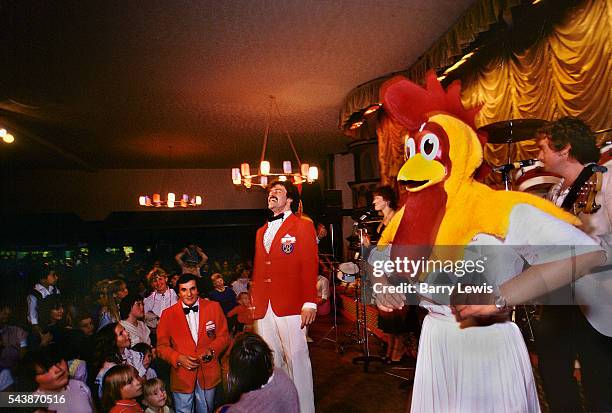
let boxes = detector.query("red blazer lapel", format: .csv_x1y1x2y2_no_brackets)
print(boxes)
197,298,207,345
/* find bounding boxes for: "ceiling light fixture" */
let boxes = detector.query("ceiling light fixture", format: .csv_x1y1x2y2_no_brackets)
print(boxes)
0,128,15,144
231,96,318,188
138,146,202,208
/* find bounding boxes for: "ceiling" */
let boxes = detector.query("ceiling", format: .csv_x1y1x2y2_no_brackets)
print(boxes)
0,0,475,170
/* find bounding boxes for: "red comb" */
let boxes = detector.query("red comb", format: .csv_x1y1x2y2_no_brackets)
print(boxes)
380,71,481,131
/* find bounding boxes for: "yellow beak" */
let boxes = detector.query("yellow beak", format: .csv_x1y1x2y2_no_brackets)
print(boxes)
397,153,446,192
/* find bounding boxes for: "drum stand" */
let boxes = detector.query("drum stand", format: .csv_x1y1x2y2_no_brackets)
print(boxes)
351,227,385,372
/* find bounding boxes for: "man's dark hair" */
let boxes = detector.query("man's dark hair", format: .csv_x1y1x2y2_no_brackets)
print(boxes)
225,332,274,404
269,180,300,213
176,273,199,290
373,185,398,210
18,344,64,391
537,116,599,164
119,293,143,320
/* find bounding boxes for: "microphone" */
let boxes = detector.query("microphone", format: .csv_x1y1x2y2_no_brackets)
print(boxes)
357,205,376,222
493,159,537,172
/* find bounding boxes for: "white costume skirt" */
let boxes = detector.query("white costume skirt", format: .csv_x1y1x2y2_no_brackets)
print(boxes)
411,313,540,413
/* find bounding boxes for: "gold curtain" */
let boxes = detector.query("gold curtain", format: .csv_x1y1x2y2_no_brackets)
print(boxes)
461,0,612,169
378,0,612,185
339,0,522,130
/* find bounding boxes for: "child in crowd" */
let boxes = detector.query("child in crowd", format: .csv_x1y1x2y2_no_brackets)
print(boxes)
22,345,94,413
227,292,254,333
102,364,144,413
142,378,173,413
132,342,157,380
96,279,129,331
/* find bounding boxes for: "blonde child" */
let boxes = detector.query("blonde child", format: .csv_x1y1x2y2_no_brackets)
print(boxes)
102,364,144,413
142,378,173,413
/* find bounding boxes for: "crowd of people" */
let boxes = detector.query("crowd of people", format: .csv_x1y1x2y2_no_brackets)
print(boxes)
0,238,317,412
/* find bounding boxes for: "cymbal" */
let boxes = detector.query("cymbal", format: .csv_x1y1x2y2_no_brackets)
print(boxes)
478,119,548,144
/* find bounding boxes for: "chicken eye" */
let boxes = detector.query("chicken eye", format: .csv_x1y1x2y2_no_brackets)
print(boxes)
405,136,416,160
420,133,439,160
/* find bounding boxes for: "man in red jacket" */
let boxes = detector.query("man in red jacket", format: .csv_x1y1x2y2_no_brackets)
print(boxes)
157,274,229,413
251,180,318,413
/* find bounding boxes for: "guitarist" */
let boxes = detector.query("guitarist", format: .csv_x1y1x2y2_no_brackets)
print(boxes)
536,116,612,412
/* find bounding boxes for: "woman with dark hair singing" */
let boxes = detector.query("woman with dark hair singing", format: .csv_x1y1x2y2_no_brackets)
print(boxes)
219,333,299,413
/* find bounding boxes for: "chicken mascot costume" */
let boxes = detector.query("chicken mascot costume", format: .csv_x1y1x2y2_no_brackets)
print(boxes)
374,72,602,412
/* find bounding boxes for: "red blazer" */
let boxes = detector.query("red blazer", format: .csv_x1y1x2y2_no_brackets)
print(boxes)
251,213,318,319
157,298,229,393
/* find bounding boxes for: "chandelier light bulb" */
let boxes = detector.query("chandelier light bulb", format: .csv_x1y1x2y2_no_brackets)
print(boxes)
2,133,14,144
232,168,241,184
260,160,271,175
300,163,310,177
241,163,251,177
279,175,287,182
138,196,146,206
153,193,161,203
308,166,318,182
195,196,202,205
260,176,268,186
0,129,6,137
283,161,292,174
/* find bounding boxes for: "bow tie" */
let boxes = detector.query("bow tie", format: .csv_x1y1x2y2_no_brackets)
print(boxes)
183,305,199,315
268,214,284,222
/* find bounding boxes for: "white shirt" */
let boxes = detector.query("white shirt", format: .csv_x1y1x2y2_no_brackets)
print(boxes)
317,275,329,300
144,288,178,318
181,300,199,344
34,379,94,413
264,210,292,253
232,278,249,296
27,283,60,325
120,319,151,346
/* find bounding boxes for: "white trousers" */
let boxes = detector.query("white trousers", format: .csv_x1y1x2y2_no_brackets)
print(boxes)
255,303,315,413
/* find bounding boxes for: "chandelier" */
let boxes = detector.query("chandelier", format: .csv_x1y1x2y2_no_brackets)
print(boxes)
138,146,202,208
231,96,318,188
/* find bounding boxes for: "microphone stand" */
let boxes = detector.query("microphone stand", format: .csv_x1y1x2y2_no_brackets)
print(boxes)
315,223,342,353
351,226,384,372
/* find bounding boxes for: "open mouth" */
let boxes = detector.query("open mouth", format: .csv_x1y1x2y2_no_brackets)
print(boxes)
399,179,429,189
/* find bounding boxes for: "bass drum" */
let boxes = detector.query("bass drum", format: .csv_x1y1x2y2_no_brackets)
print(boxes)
513,164,562,197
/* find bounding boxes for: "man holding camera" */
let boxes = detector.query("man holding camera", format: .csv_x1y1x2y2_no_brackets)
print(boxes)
157,274,229,413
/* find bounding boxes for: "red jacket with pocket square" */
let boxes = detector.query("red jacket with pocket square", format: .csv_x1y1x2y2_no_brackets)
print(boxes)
157,298,229,393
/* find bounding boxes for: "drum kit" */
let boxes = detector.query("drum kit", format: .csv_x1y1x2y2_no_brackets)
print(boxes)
477,118,558,192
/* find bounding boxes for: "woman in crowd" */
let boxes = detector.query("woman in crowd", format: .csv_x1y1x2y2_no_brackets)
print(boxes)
31,294,70,349
92,322,146,399
365,185,417,363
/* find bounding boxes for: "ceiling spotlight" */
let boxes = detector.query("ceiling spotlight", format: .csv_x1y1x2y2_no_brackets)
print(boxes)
363,103,382,116
2,133,14,144
349,120,364,130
